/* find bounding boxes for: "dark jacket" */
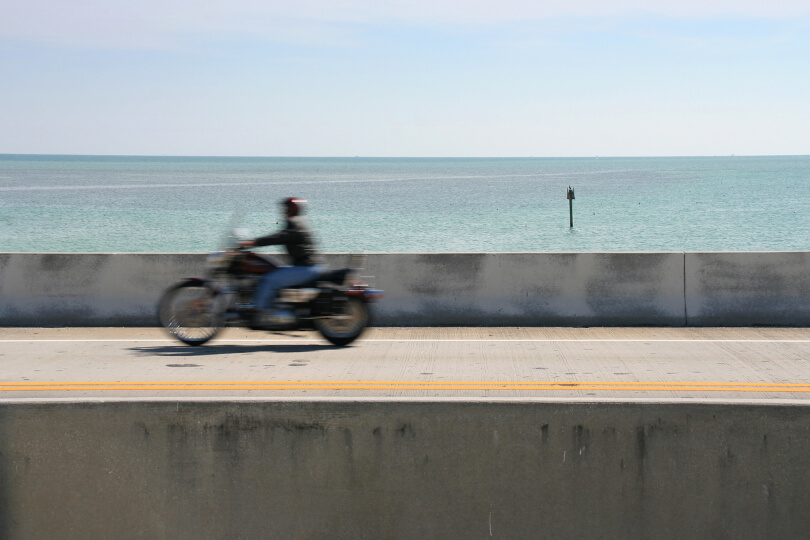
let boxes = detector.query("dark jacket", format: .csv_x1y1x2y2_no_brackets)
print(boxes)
253,216,324,267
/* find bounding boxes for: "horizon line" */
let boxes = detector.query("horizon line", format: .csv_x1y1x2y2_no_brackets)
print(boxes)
2,153,809,160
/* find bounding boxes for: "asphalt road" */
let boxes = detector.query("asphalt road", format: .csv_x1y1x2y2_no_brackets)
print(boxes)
1,326,809,401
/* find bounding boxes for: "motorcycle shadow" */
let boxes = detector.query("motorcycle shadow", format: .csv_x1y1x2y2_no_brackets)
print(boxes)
128,344,340,356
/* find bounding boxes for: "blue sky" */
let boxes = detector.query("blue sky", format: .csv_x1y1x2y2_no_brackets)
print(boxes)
2,1,809,157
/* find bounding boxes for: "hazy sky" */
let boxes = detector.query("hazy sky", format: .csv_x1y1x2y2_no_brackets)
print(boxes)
2,1,809,156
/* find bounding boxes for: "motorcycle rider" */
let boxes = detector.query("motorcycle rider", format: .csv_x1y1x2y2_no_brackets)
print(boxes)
238,198,326,317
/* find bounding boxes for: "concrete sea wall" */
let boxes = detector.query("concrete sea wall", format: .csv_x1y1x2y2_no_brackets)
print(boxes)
2,399,809,539
0,252,808,326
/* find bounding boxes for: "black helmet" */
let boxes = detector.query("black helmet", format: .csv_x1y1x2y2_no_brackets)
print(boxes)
281,197,307,216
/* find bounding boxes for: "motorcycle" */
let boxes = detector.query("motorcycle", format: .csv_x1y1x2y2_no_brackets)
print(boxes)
157,229,382,347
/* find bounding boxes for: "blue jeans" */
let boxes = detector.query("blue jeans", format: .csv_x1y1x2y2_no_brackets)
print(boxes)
253,265,326,309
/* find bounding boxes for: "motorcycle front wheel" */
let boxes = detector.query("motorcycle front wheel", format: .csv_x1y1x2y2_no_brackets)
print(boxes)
158,281,224,346
314,297,370,346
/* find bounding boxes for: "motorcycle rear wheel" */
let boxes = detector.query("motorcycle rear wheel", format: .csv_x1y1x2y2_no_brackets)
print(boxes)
314,297,370,346
158,281,224,346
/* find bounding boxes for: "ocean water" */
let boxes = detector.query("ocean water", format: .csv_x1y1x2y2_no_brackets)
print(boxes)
1,155,808,253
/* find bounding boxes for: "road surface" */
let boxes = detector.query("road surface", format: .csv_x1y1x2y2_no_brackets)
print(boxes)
1,326,809,401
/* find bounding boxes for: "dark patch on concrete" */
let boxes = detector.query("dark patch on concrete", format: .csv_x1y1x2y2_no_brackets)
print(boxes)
267,419,326,435
166,422,192,480
720,447,736,468
38,254,65,273
202,414,327,462
372,426,384,454
634,424,649,505
343,429,354,455
687,252,810,325
134,422,150,439
205,413,262,436
573,425,590,457
396,423,415,439
636,426,646,462
407,253,486,296
540,424,549,443
168,423,188,442
128,254,206,290
38,254,108,290
585,253,683,325
1,302,103,327
0,255,8,297
602,426,620,439
166,363,201,368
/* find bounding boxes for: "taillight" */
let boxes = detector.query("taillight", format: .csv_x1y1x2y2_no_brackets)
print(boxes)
346,288,384,301
365,289,384,300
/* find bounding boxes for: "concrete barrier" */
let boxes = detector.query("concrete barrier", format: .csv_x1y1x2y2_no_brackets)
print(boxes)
2,399,810,539
363,252,685,326
0,252,808,326
686,252,810,326
0,253,202,326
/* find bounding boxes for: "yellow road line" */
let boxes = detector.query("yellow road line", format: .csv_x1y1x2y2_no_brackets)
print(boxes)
3,380,810,393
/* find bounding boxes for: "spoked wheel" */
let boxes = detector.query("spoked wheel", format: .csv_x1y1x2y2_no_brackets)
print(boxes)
158,281,224,346
314,297,370,346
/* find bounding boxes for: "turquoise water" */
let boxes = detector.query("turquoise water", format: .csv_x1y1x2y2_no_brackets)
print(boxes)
1,154,808,253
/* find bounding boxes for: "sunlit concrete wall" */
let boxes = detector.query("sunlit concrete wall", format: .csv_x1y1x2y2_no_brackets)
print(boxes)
0,252,808,326
0,253,201,326
2,400,809,539
363,252,685,326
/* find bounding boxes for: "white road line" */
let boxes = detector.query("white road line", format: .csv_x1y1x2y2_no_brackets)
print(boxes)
0,338,808,344
0,339,315,343
380,339,810,343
